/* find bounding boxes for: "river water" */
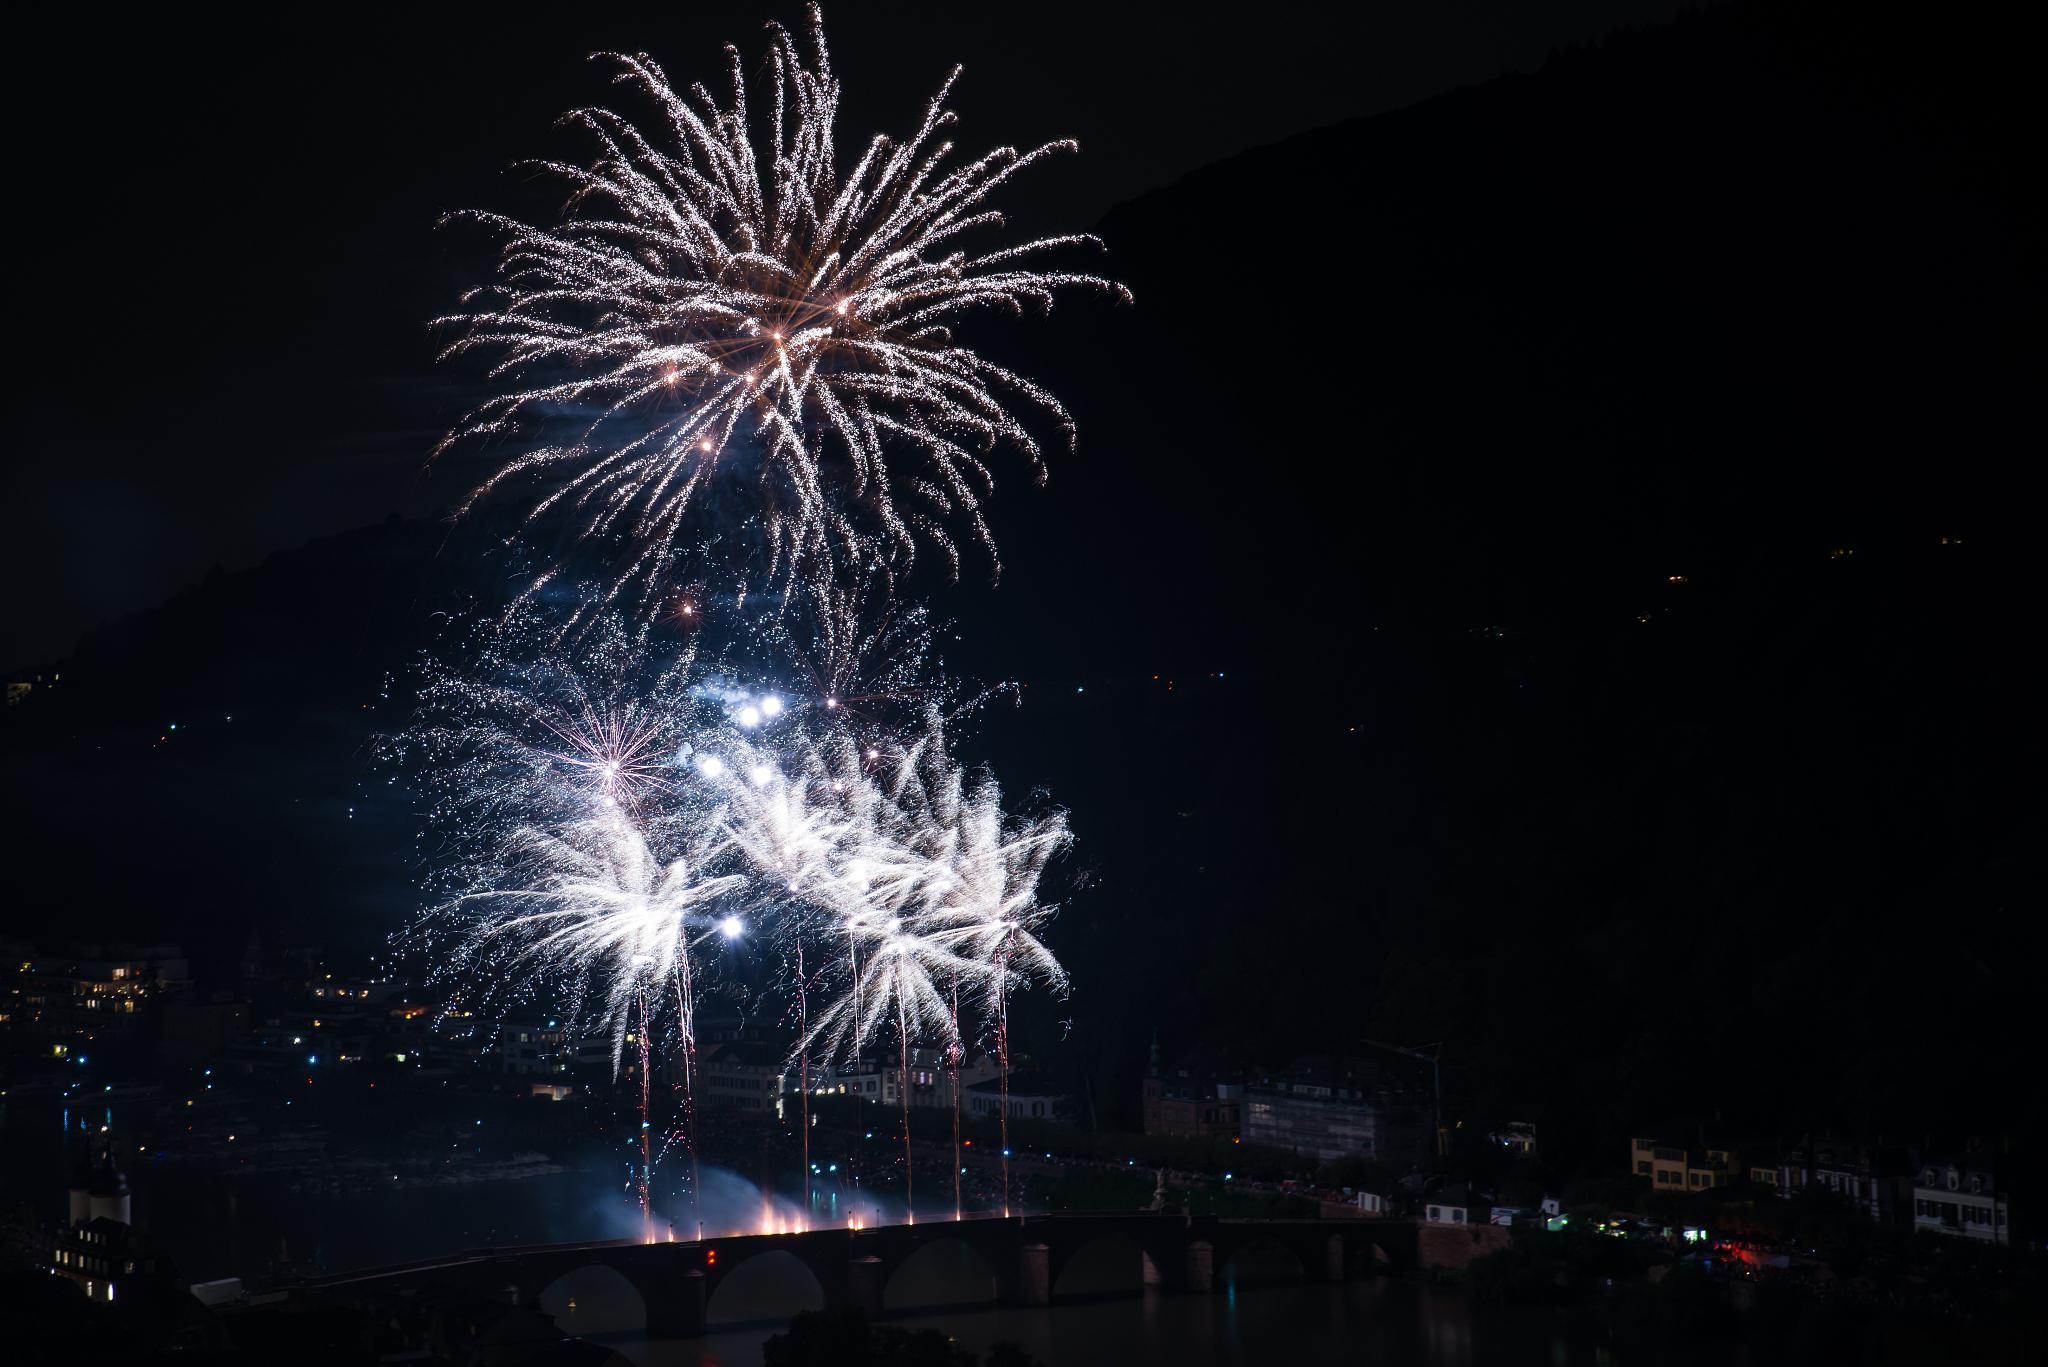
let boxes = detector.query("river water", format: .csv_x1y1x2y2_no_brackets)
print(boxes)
613,1278,1634,1367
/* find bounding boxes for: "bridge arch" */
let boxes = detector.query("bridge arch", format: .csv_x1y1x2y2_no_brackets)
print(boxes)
1049,1231,1154,1298
536,1264,645,1338
705,1247,826,1326
882,1235,1000,1310
1217,1233,1307,1286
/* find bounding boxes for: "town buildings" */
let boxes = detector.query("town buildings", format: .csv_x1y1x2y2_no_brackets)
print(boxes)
967,1068,1071,1123
1911,1152,2010,1245
1629,1127,1741,1193
1764,1135,1907,1223
1487,1121,1537,1157
699,1041,1012,1119
2,944,191,1063
821,1047,1003,1112
1632,1121,2018,1246
701,1038,789,1113
52,1150,178,1306
1425,1184,1477,1225
1141,1042,1242,1140
494,1016,612,1078
1244,1052,1432,1167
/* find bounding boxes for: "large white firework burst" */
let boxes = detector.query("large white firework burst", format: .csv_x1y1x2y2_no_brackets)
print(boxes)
914,759,1072,1017
434,6,1128,628
445,806,746,1070
713,711,1065,1064
392,609,719,886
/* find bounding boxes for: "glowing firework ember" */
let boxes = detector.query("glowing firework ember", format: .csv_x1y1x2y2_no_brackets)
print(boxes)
433,6,1128,628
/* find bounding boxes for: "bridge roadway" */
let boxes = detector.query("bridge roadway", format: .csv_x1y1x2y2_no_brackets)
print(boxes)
302,1211,1421,1338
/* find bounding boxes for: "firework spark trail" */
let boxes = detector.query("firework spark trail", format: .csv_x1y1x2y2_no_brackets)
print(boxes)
809,906,975,1220
948,973,963,1221
635,990,654,1232
911,747,1072,1215
430,791,746,1231
715,726,856,1219
716,715,991,1217
433,6,1127,634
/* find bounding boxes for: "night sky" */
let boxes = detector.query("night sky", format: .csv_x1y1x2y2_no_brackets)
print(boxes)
8,0,1697,668
6,0,2045,1160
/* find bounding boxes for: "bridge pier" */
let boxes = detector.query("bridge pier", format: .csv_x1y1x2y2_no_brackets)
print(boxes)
1184,1239,1215,1293
847,1255,886,1319
1141,1239,1212,1293
643,1267,705,1340
999,1242,1050,1307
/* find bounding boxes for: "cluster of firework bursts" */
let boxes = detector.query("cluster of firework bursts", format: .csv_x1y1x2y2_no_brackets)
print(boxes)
397,7,1114,1240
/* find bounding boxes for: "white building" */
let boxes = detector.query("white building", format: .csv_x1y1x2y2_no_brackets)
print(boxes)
701,1038,789,1113
966,1068,1070,1122
827,1048,1001,1111
1911,1154,2010,1245
1425,1185,1478,1225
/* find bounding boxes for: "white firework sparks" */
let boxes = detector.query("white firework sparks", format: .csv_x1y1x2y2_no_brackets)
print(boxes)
395,617,1071,1223
433,6,1128,629
706,717,986,1063
433,805,745,1088
917,767,1072,1013
395,610,718,856
892,717,1069,1212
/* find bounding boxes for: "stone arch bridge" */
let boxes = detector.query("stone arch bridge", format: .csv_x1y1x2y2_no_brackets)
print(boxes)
303,1213,1418,1338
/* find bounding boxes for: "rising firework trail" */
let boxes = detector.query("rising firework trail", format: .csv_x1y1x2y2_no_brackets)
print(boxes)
948,973,964,1221
716,725,856,1218
808,908,972,1220
915,753,1071,1215
433,6,1127,634
720,715,984,1219
424,793,744,1233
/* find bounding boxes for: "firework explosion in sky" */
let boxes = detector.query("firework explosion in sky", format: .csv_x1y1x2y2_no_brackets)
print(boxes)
433,5,1128,633
398,6,1112,1235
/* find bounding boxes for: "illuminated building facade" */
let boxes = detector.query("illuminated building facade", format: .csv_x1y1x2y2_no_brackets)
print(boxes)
1244,1054,1431,1166
1912,1153,2011,1245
